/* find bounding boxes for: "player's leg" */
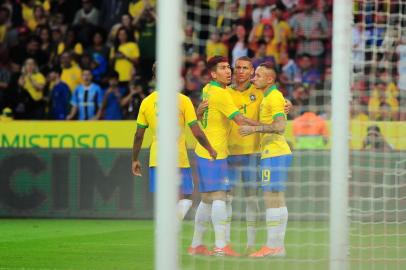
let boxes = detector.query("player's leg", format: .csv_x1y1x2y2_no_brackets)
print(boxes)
225,155,241,244
242,154,260,252
177,168,194,220
250,155,292,258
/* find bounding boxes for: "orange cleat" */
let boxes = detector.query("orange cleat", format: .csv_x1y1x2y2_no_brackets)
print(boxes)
187,245,212,256
249,246,286,258
212,244,241,257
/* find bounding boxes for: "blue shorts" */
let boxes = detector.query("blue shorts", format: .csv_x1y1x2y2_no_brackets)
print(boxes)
260,155,293,192
196,156,228,192
227,154,259,189
149,167,194,195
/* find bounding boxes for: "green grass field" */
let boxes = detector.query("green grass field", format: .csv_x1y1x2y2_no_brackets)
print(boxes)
0,219,404,270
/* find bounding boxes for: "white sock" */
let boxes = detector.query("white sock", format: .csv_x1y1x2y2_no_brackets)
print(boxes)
212,200,227,248
225,197,232,243
280,207,288,248
177,199,193,220
246,200,257,247
191,201,211,248
266,208,282,248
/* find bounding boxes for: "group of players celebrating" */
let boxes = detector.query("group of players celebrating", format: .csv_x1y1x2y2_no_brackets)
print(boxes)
132,55,292,258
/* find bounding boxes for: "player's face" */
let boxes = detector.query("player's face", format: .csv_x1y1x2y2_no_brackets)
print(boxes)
252,67,274,89
235,60,253,83
212,62,232,86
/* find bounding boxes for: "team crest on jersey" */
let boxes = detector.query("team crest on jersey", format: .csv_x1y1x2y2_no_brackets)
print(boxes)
250,95,256,101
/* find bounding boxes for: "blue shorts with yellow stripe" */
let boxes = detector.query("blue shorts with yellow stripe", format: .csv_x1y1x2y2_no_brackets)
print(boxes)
149,167,194,195
196,156,229,192
260,154,293,192
227,154,259,189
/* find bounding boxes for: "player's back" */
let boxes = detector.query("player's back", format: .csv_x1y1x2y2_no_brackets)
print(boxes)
137,91,197,168
259,85,291,158
195,81,239,159
227,84,263,155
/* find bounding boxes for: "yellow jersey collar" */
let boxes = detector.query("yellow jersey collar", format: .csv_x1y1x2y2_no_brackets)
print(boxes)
209,80,224,89
264,85,278,97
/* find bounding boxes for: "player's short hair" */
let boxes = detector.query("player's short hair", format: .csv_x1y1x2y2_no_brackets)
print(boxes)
258,62,277,79
236,56,253,65
207,56,229,71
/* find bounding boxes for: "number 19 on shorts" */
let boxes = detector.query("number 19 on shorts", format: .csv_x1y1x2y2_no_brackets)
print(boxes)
262,169,271,185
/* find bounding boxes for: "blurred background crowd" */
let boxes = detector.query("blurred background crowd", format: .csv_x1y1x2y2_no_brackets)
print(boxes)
0,0,404,122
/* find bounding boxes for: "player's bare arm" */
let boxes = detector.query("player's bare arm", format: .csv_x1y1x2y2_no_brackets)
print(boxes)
132,127,146,176
239,115,286,136
189,123,217,160
196,100,209,120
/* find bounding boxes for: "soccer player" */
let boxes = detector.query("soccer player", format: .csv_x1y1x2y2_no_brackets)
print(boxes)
131,64,217,221
188,56,260,257
239,62,293,258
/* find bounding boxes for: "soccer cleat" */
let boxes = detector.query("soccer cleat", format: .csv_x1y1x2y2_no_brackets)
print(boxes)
187,245,212,256
249,246,286,258
212,244,241,257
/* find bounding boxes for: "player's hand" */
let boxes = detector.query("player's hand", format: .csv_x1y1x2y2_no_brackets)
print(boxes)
209,149,217,160
132,160,142,176
239,125,256,136
284,99,292,114
196,100,208,120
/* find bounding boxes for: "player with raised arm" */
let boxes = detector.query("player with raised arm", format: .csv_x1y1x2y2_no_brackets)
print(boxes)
239,62,293,258
188,56,260,257
131,63,217,221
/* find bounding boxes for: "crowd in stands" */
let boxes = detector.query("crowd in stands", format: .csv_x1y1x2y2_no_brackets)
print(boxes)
0,0,404,121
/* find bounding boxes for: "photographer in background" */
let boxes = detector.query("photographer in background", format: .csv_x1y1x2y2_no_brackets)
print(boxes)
362,125,393,151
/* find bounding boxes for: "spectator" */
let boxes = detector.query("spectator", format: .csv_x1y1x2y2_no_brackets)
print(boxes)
27,4,48,31
47,66,70,120
60,52,82,92
57,28,83,59
396,35,406,120
130,0,156,27
205,32,228,59
121,80,145,119
183,25,199,64
0,6,11,45
136,8,156,84
0,47,11,111
362,125,393,151
66,68,103,120
297,53,321,88
73,0,99,27
351,99,369,122
100,0,129,31
231,25,253,66
109,13,135,44
110,26,139,85
101,71,127,120
251,39,276,69
251,0,272,25
289,0,329,66
292,104,329,150
368,80,398,121
17,58,46,119
279,51,300,95
10,34,48,71
352,21,365,72
85,30,109,84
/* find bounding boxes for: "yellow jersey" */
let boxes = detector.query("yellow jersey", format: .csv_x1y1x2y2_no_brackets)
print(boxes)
227,83,263,155
260,85,291,158
111,42,140,82
23,73,46,101
195,81,240,159
61,65,82,92
136,91,198,168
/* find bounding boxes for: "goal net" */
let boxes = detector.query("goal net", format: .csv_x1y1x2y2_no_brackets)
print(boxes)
170,1,406,269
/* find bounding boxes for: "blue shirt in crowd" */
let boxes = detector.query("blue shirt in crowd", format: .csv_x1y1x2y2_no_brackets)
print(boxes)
49,81,71,120
103,86,127,120
71,83,103,120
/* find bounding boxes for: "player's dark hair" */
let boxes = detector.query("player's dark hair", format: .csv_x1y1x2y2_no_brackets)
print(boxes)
207,56,229,71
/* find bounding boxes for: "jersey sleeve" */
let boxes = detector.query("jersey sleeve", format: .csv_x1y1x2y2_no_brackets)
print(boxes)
270,91,286,119
183,96,198,127
215,91,240,120
136,100,149,129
